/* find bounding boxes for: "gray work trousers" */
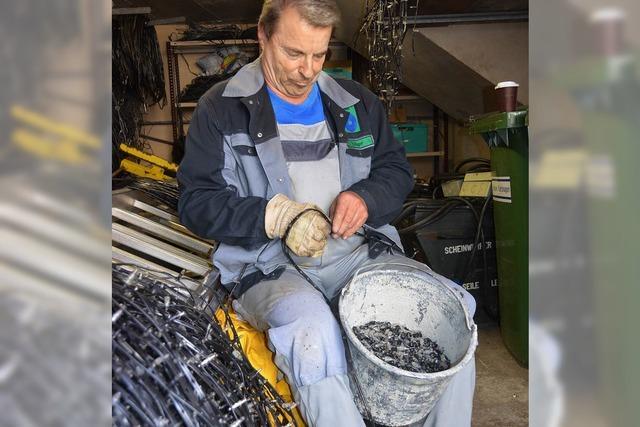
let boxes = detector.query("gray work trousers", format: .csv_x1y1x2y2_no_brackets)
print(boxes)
233,240,476,427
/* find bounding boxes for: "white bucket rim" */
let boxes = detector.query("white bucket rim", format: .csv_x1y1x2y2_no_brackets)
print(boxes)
339,267,478,380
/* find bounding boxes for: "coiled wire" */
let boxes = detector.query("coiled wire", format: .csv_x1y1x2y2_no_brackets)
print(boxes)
112,264,298,426
356,0,418,111
177,24,257,41
112,14,166,158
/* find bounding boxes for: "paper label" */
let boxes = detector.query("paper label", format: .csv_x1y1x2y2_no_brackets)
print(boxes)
492,177,512,203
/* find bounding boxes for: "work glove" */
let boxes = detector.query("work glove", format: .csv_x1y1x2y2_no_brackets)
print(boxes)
264,194,330,257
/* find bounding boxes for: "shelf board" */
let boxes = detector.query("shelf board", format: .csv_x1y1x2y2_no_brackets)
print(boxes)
178,102,197,108
406,151,444,158
379,95,424,102
170,39,259,48
395,95,424,101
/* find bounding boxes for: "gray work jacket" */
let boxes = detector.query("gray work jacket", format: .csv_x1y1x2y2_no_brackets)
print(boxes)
177,58,414,293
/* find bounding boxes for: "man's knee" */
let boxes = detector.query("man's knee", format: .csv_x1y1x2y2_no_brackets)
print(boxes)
266,291,347,387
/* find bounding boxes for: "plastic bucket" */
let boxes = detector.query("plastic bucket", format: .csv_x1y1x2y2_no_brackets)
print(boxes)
339,263,478,426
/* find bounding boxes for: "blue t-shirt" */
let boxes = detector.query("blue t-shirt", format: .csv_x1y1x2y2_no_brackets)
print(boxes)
267,83,325,126
266,83,333,162
266,83,341,213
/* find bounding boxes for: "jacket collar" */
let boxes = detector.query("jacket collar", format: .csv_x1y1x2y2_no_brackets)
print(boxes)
222,57,359,109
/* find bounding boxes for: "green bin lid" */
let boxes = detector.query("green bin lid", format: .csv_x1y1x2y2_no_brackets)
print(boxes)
468,109,528,134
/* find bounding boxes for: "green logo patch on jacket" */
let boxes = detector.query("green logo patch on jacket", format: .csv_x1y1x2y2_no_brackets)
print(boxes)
344,105,361,133
347,134,374,150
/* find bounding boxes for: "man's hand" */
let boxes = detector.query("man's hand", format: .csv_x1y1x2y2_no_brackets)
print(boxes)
265,194,330,257
329,191,368,239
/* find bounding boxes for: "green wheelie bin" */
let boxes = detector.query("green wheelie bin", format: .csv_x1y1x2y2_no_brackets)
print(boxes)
469,109,529,366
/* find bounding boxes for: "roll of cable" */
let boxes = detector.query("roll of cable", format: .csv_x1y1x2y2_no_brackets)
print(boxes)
111,264,298,426
454,157,490,174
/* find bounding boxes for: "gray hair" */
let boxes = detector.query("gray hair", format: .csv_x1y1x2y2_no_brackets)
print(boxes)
259,0,340,39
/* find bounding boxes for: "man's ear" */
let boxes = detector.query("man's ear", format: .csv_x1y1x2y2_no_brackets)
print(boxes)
257,24,266,48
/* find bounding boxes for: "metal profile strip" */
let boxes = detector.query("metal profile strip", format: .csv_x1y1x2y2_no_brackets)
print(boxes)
112,246,175,275
112,207,212,255
131,198,180,222
112,223,210,276
0,227,109,301
111,247,202,291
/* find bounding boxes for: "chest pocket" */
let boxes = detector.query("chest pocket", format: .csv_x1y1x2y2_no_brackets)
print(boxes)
233,144,257,156
343,134,374,184
229,133,257,154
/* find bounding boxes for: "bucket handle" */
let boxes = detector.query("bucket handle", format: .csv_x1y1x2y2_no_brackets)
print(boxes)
347,261,475,332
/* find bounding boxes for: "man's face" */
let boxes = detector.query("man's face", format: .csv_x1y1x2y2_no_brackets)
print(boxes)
259,7,332,104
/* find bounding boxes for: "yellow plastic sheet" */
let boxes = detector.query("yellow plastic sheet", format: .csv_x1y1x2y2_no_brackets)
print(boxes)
215,307,306,427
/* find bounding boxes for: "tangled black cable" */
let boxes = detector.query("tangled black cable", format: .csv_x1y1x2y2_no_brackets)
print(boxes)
454,157,491,174
180,74,235,102
177,24,255,42
113,14,166,158
427,157,491,199
356,0,419,111
393,196,499,321
112,264,299,427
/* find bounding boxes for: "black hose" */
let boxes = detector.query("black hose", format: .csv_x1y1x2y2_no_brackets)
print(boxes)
396,196,499,322
454,157,490,173
397,199,470,235
459,195,499,321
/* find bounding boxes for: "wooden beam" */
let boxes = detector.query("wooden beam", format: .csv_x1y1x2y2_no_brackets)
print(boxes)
147,16,186,26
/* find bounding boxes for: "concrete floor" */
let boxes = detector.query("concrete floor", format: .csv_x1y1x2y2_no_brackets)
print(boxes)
472,326,528,426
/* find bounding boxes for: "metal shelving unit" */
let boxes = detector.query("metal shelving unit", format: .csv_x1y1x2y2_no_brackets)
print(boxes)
431,105,450,180
388,99,450,179
166,39,259,144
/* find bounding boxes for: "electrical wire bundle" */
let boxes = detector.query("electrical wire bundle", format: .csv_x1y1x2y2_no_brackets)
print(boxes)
112,264,299,427
392,194,498,321
177,24,258,41
356,0,418,111
113,14,167,162
180,74,234,102
398,157,498,320
429,157,491,199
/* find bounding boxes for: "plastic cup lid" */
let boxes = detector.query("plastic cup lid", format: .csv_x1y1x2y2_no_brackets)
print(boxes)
495,81,519,89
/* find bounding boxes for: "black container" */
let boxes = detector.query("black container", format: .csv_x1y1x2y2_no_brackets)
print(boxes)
400,199,499,326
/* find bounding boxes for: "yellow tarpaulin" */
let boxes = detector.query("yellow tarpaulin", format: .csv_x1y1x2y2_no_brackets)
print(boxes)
215,307,306,427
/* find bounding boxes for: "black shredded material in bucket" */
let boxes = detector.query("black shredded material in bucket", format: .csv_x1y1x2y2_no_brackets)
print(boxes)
353,321,451,373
